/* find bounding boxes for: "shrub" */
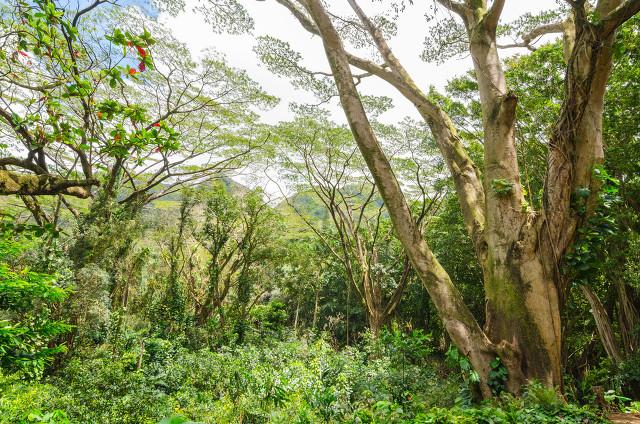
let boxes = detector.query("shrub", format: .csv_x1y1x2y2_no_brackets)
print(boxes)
0,221,71,380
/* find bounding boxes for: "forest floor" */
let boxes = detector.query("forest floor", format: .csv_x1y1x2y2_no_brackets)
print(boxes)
610,413,640,423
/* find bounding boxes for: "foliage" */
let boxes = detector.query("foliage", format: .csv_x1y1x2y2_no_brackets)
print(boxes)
0,336,461,423
488,358,508,396
0,2,639,424
565,166,620,286
490,179,514,197
0,219,71,379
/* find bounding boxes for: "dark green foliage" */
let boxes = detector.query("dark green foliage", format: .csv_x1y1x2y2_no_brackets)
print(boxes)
250,301,288,335
0,336,461,423
565,166,620,286
488,358,508,396
0,220,71,380
445,346,480,405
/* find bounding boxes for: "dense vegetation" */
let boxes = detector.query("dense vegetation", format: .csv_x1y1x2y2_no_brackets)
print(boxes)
1,0,640,422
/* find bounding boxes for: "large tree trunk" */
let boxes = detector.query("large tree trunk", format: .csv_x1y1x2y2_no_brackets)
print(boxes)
462,10,564,390
304,0,499,397
482,231,563,391
299,0,639,396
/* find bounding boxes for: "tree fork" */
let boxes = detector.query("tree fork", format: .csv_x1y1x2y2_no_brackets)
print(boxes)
302,0,501,397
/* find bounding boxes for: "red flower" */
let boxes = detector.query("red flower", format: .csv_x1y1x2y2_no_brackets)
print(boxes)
136,46,147,58
128,68,136,75
127,41,133,47
138,61,146,72
153,146,161,153
17,50,28,57
152,122,161,127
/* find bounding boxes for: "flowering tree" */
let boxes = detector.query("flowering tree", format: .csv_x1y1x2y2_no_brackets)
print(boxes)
0,0,275,221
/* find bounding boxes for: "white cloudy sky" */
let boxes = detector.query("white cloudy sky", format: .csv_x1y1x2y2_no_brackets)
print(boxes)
158,0,561,125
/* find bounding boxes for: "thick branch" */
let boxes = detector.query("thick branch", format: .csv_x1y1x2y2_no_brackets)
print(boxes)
0,156,46,174
0,170,97,198
485,0,506,31
343,0,486,246
304,0,493,388
601,0,640,36
542,0,626,261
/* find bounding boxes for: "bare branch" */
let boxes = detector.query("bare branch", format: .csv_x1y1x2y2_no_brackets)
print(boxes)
497,22,565,49
436,0,469,17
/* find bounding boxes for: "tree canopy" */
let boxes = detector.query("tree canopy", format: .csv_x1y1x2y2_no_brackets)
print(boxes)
1,0,640,422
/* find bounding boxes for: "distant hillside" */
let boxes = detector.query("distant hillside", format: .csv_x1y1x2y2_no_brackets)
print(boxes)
277,191,328,221
274,191,330,237
151,176,248,203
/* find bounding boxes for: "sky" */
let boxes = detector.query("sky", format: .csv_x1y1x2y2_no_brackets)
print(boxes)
158,0,562,125
156,0,563,195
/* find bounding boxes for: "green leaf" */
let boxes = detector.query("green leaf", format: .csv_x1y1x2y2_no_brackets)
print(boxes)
158,416,201,424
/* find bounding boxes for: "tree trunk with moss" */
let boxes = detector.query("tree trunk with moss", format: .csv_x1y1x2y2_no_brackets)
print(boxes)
298,0,639,396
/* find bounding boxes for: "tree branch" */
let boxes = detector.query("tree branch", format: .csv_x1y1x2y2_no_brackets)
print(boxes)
436,0,469,17
304,0,492,375
601,0,640,37
497,22,565,49
485,0,506,31
0,170,97,198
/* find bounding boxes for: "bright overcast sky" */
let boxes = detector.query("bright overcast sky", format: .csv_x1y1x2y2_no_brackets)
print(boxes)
159,0,561,125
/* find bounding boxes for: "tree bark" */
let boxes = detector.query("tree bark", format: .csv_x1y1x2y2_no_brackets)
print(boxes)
19,195,51,225
580,284,624,364
304,0,499,397
290,0,639,396
0,170,97,198
616,278,639,356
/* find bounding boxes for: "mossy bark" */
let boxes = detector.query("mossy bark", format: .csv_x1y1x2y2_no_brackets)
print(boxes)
0,170,97,198
301,0,633,397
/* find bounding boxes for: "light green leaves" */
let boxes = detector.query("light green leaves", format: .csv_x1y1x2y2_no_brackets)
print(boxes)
491,179,514,197
158,416,202,424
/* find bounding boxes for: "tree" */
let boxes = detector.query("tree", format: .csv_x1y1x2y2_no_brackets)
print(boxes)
273,114,442,336
251,0,640,395
446,16,640,373
0,0,275,218
1,0,278,352
194,182,280,326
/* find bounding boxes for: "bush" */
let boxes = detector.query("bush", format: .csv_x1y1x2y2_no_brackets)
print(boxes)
0,333,461,423
0,222,71,380
0,335,610,423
